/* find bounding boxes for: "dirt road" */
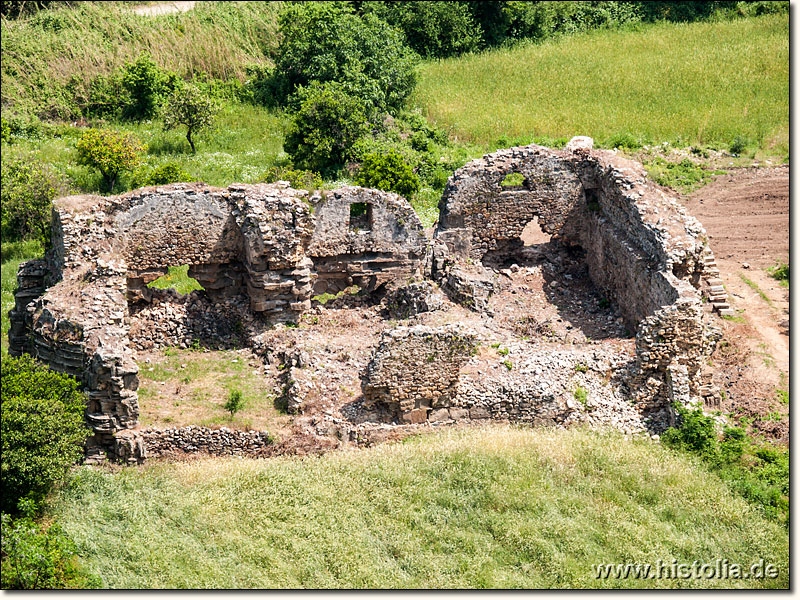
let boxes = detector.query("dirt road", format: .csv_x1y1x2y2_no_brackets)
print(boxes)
682,166,789,440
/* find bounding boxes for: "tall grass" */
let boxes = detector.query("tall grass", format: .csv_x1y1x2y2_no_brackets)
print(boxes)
52,426,787,589
413,15,788,157
1,1,283,118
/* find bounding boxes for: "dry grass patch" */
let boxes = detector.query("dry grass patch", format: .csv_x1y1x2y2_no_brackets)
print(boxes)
136,347,291,433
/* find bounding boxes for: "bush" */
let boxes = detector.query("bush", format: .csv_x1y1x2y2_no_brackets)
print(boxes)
269,3,418,114
284,81,370,176
355,150,420,198
0,158,61,245
162,84,219,153
0,513,100,589
662,404,789,523
131,163,194,188
362,1,482,58
224,389,244,417
729,134,750,155
768,260,788,283
1,355,91,514
261,166,323,191
120,55,178,121
75,128,146,192
604,132,642,150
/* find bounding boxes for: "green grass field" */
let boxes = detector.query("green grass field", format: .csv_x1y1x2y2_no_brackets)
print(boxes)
413,15,788,158
52,426,787,589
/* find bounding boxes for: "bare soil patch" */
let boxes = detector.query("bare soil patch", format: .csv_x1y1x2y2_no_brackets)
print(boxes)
682,166,789,441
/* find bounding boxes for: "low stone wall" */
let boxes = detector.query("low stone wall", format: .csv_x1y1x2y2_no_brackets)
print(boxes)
110,426,275,463
362,325,478,423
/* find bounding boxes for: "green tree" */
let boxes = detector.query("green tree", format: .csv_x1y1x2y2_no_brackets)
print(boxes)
361,1,482,58
284,81,369,175
270,3,417,114
355,150,420,197
162,84,219,153
1,355,91,514
75,128,145,192
120,54,177,121
0,157,61,245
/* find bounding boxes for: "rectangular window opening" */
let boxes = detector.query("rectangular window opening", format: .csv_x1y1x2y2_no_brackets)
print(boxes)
349,202,373,231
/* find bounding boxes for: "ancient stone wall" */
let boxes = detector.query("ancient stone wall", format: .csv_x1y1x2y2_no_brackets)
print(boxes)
308,186,427,294
433,143,724,409
9,181,428,462
362,325,478,423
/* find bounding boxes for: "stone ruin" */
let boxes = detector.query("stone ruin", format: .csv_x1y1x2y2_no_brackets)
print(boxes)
9,142,731,462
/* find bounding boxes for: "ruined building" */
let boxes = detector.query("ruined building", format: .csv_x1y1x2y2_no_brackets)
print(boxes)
9,142,730,461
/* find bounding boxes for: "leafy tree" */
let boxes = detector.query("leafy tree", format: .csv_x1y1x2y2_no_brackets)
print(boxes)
162,84,219,153
361,1,482,58
120,55,177,121
75,128,145,192
0,157,61,245
355,150,420,197
270,3,418,114
1,355,91,514
284,81,369,175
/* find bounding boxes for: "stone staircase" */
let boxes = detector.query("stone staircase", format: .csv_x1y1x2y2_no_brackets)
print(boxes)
701,247,735,317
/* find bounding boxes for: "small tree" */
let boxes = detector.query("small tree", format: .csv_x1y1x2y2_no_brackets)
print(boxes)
162,84,219,153
1,355,91,514
0,157,61,245
224,389,244,418
75,128,145,192
284,81,369,176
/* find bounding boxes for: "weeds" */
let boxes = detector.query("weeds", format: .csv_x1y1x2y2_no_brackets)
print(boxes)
740,274,773,307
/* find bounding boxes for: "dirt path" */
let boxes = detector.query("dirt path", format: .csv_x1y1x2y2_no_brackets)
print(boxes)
133,1,196,16
681,166,789,440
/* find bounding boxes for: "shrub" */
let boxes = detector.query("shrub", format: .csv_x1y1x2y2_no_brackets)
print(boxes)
362,1,482,58
284,81,369,175
120,55,178,121
261,166,322,191
270,3,418,114
132,163,194,188
768,260,788,283
661,404,717,454
75,128,146,192
1,355,91,514
0,513,100,589
355,150,420,198
0,158,61,245
604,132,642,150
729,134,750,155
162,84,219,153
224,389,244,417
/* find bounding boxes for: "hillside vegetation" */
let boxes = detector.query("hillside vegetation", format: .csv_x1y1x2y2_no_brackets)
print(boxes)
52,427,787,589
414,14,788,157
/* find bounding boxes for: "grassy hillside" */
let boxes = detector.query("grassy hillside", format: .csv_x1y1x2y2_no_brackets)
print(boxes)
1,1,282,119
413,15,788,158
52,426,787,589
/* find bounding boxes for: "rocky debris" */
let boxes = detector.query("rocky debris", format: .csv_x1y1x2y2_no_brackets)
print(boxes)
129,289,252,350
566,135,594,151
275,347,308,414
437,263,497,314
384,280,444,319
362,324,479,423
